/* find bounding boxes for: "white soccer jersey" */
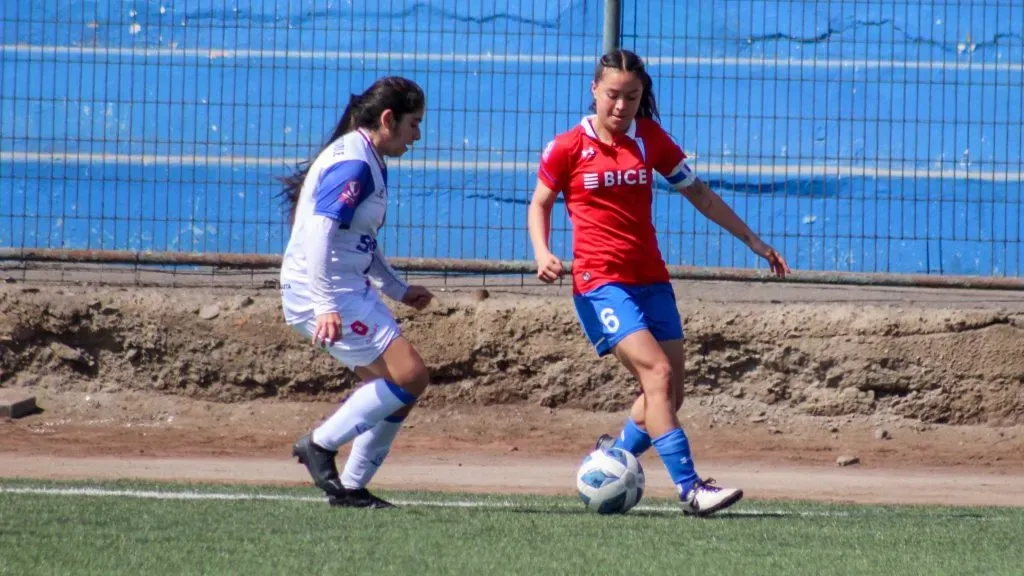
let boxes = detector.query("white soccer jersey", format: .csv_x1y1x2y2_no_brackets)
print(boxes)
280,129,407,325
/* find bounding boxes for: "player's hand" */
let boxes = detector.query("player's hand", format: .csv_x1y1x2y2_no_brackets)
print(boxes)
401,285,434,311
313,312,342,347
751,241,791,278
535,252,565,284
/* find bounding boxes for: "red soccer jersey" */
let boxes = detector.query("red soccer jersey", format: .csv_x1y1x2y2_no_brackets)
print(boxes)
538,116,689,294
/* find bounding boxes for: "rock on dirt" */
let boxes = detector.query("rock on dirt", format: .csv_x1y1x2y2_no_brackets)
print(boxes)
198,304,221,320
48,342,94,368
0,390,36,419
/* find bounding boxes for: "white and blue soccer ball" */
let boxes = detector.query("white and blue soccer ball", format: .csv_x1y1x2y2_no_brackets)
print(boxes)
576,447,645,514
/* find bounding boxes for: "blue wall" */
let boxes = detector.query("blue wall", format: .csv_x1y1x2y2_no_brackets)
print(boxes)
1,1,1021,275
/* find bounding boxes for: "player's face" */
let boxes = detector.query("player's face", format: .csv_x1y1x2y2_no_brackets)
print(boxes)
383,109,423,157
592,69,643,134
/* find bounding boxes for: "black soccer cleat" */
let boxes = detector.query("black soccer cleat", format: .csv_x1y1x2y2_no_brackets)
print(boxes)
328,488,395,509
594,433,616,451
292,433,345,498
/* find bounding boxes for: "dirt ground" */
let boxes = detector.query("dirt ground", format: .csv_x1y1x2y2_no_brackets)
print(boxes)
2,278,1023,506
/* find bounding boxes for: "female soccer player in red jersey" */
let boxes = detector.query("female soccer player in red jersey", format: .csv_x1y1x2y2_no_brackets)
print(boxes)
528,50,790,517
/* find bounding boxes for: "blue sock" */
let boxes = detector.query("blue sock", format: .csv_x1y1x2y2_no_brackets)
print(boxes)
652,428,699,495
612,418,652,456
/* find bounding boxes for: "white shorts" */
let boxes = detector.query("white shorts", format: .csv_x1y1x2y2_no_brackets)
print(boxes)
288,294,402,370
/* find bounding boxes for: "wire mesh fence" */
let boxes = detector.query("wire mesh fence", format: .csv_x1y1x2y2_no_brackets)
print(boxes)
1,1,601,275
623,0,1023,277
1,1,1021,285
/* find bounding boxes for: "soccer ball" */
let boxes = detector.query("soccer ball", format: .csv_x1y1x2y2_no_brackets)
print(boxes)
576,447,645,514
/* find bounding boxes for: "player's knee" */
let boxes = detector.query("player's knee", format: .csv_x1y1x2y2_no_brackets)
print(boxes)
396,361,430,398
639,362,673,403
649,360,674,387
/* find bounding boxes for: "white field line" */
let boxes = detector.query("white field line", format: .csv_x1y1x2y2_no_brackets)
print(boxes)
0,485,849,517
2,45,1021,72
1,150,1018,182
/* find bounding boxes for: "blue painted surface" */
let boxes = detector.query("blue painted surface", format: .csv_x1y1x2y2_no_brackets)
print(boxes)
1,1,1022,275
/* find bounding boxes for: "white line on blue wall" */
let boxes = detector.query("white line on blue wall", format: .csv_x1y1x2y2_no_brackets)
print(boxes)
1,44,1021,72
0,150,1018,182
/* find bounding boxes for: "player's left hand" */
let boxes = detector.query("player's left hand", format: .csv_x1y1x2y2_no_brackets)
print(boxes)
401,285,434,310
751,241,791,278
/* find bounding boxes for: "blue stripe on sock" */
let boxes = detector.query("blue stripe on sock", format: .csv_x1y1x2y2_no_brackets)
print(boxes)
384,380,416,405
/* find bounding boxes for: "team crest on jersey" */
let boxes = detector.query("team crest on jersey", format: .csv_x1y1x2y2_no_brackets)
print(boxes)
580,146,596,160
340,180,360,207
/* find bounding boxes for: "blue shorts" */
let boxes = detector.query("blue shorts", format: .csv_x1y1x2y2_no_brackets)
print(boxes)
573,282,684,357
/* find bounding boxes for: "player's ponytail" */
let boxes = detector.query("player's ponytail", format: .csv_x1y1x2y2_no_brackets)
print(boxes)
634,65,658,122
593,49,660,123
277,77,425,225
338,93,365,135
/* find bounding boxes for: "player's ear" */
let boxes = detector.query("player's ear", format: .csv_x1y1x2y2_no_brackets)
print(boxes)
591,80,599,100
379,108,396,132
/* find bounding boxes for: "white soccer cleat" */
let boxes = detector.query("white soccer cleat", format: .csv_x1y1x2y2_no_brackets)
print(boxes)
680,478,743,517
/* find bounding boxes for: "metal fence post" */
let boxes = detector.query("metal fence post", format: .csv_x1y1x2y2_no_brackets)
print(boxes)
603,0,621,54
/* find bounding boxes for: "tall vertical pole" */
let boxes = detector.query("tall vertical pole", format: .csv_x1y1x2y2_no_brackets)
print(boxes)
603,0,621,55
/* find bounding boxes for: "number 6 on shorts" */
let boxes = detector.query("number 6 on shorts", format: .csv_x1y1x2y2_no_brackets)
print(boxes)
600,307,620,333
573,283,659,357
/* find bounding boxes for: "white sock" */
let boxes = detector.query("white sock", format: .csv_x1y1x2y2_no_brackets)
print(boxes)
311,378,414,451
341,416,404,489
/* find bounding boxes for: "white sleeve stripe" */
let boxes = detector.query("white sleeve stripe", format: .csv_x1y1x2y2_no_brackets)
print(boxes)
667,160,697,188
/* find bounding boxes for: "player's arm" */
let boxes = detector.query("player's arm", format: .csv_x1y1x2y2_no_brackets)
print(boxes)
530,139,569,283
660,152,790,277
304,214,341,346
310,161,373,308
306,215,340,319
674,174,756,249
307,160,373,345
366,248,433,310
650,121,788,277
366,247,408,302
673,174,790,277
528,180,565,283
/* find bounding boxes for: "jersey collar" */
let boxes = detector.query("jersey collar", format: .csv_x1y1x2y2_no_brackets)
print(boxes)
580,115,637,142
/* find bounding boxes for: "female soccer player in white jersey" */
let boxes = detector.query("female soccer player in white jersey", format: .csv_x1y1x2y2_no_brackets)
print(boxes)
529,50,790,516
278,77,431,508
